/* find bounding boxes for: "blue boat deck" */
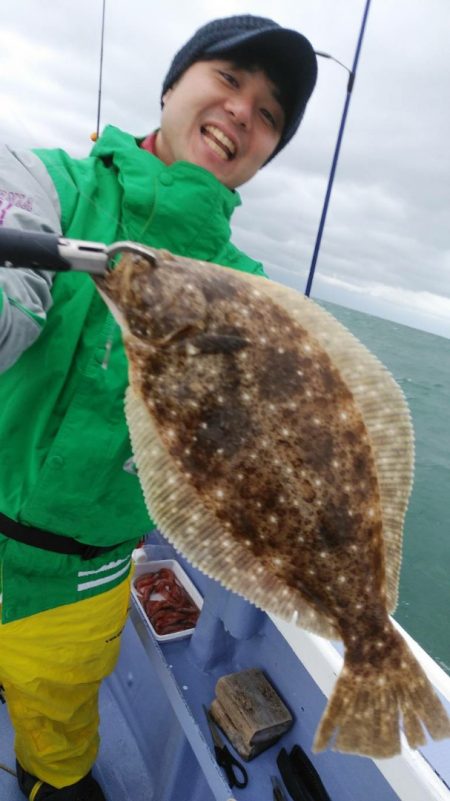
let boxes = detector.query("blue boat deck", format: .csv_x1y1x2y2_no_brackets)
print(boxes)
1,533,449,801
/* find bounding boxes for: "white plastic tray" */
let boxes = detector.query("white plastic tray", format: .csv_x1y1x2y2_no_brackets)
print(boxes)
131,558,203,642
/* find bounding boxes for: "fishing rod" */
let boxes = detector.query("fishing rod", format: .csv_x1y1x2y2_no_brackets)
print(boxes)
92,0,107,141
305,0,373,297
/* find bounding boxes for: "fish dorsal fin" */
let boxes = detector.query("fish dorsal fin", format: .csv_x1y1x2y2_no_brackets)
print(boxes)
232,271,415,613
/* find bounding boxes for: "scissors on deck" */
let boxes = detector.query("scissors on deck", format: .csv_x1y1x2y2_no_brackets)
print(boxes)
202,704,249,789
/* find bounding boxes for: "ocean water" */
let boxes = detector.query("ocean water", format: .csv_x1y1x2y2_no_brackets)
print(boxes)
321,300,450,674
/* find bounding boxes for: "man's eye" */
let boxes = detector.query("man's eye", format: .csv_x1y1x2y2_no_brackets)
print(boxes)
261,108,276,128
219,71,239,88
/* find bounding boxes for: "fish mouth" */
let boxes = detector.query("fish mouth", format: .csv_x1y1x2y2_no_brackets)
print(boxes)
201,124,236,161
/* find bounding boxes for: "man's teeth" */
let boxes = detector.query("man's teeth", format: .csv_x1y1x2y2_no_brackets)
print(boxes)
204,137,228,160
202,125,235,160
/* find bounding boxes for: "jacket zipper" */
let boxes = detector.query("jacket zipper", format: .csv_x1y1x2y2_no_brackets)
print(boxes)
101,316,117,370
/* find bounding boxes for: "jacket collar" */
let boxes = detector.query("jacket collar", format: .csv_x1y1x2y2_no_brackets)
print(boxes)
91,126,242,259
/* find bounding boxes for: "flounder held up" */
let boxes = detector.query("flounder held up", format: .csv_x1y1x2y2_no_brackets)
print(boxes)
97,246,450,758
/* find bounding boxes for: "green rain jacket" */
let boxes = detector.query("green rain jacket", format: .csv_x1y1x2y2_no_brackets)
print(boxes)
0,125,265,621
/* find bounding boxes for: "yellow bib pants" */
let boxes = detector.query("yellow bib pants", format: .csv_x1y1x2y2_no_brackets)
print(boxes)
0,577,131,789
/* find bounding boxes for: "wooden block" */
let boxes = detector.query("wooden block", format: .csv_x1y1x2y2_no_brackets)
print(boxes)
210,669,293,761
210,698,253,760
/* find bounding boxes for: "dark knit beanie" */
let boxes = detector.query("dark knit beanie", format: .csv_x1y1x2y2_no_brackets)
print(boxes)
161,15,317,162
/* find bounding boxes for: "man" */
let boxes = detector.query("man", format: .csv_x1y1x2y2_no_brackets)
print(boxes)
0,14,317,801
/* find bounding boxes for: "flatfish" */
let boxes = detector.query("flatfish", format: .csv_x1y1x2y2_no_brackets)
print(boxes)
96,246,450,758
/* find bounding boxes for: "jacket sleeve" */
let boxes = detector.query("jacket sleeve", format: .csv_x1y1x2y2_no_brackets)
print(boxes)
0,145,62,373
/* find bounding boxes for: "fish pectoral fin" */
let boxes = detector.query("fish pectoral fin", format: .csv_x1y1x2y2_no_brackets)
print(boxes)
185,333,249,355
156,324,204,347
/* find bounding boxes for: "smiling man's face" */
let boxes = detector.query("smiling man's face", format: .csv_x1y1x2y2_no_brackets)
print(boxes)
155,59,285,189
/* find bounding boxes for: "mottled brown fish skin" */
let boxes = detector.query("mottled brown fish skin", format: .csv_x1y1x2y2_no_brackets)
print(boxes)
105,252,387,633
101,249,450,757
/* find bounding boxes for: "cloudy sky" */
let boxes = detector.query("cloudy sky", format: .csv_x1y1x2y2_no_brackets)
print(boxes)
1,0,449,336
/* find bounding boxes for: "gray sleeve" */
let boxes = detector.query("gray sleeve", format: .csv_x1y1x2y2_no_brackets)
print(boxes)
0,145,62,372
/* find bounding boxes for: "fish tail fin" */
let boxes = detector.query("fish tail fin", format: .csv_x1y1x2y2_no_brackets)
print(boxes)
313,630,450,758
